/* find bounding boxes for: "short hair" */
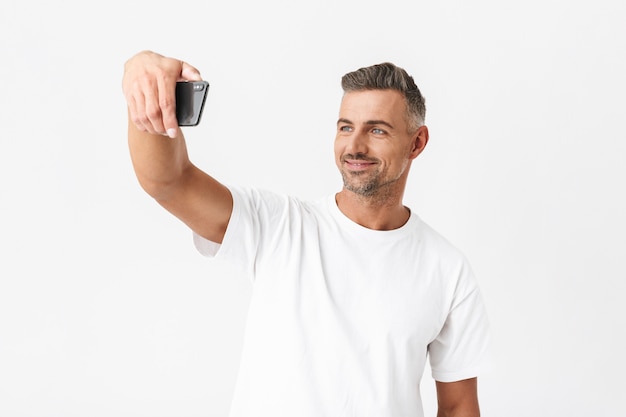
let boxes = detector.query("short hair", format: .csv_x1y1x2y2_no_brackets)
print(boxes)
341,62,426,132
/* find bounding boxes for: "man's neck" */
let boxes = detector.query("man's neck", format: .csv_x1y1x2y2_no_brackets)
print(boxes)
335,189,410,231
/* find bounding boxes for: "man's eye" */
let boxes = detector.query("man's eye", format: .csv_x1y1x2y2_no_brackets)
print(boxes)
339,126,353,132
372,128,385,135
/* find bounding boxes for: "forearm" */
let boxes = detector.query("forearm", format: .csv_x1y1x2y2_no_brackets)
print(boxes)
127,118,191,200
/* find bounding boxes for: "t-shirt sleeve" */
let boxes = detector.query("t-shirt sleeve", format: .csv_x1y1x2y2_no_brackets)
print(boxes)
428,260,492,383
193,232,222,257
192,185,257,269
192,185,289,278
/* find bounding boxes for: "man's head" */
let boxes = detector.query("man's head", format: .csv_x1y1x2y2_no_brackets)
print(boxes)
341,62,426,133
335,63,429,203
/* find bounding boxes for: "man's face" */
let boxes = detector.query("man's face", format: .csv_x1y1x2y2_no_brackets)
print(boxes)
334,89,424,198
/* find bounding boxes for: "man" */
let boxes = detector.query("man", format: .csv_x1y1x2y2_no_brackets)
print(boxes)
122,50,490,417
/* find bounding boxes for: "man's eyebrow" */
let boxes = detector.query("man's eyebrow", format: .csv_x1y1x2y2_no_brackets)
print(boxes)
337,118,395,129
365,120,394,129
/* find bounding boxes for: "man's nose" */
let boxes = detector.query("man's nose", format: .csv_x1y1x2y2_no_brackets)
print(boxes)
345,130,369,155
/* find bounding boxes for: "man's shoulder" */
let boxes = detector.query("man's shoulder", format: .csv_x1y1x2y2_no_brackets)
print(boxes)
411,215,470,264
227,184,332,222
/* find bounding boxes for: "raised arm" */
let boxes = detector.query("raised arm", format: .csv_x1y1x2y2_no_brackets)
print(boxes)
122,50,232,243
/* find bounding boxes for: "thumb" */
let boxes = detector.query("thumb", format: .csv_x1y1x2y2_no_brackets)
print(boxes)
180,61,202,81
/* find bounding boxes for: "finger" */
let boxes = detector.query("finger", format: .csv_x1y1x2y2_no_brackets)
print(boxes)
180,61,202,81
127,87,154,134
144,84,167,135
124,87,138,124
156,75,179,138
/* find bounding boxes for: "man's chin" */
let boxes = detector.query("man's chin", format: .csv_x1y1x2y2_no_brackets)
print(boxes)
344,182,377,197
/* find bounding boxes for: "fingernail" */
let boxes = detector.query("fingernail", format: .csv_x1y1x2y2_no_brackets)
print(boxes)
167,128,177,138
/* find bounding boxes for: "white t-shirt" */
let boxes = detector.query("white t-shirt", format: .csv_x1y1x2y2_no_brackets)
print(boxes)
194,186,490,417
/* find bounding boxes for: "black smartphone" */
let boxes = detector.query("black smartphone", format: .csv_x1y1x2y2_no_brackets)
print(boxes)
175,80,210,126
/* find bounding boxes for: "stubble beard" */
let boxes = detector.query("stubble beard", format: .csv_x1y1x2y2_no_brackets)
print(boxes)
339,154,383,197
341,169,380,197
340,167,401,206
338,152,407,204
339,154,410,206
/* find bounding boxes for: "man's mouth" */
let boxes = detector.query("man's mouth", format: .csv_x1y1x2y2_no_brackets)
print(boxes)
342,155,377,171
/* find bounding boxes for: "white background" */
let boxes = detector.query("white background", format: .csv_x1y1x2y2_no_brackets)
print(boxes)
1,0,625,416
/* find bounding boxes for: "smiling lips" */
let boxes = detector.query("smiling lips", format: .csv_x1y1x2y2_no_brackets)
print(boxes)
342,156,378,172
345,161,374,171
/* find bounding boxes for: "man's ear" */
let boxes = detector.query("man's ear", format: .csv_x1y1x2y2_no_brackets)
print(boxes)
410,125,429,159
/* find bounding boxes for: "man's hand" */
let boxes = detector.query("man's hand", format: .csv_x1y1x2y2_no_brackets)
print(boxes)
122,50,202,138
436,378,480,417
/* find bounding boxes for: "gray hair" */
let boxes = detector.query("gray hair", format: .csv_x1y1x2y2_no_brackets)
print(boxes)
341,62,426,132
